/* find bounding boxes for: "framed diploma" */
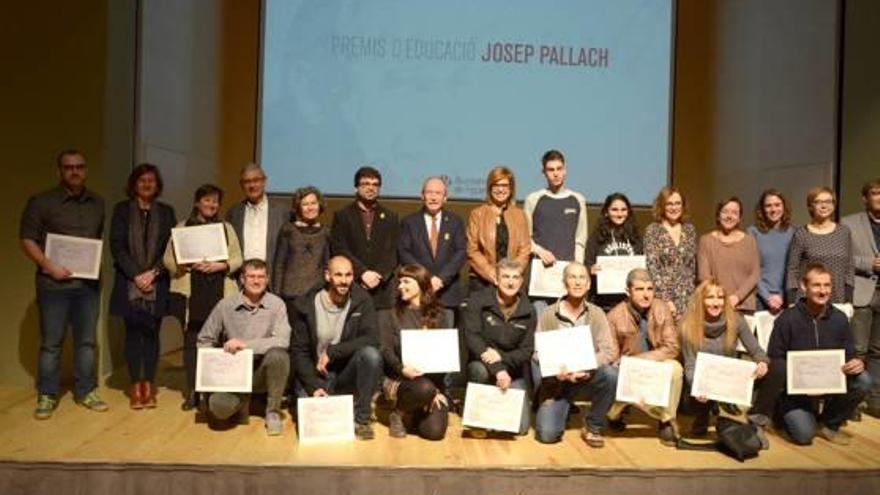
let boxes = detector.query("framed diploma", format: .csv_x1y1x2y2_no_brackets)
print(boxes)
832,303,854,320
195,348,253,393
595,255,646,295
615,356,673,407
746,311,778,352
528,259,570,298
401,328,460,373
297,395,355,443
171,223,229,264
462,383,525,433
786,349,846,395
691,352,757,407
534,325,597,378
44,233,103,280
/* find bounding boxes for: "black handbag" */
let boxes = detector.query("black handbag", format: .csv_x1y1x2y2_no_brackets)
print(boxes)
714,417,762,461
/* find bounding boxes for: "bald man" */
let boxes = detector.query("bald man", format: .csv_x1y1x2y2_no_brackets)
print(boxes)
290,255,383,440
398,176,467,313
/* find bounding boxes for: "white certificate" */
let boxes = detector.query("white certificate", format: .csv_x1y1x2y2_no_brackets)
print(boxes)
787,349,847,395
171,223,229,264
833,303,854,320
615,356,673,407
195,348,253,392
528,259,570,298
401,328,460,373
462,382,525,433
691,352,757,407
44,233,103,280
595,255,647,294
746,311,778,352
297,395,355,443
534,325,597,377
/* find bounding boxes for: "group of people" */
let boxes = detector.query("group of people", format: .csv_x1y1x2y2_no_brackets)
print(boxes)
20,148,880,450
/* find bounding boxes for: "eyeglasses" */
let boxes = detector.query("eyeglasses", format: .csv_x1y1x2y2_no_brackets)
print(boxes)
812,199,835,206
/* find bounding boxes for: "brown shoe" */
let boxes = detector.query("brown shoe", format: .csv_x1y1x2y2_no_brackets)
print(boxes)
142,382,157,409
581,428,605,448
129,382,144,410
388,410,407,438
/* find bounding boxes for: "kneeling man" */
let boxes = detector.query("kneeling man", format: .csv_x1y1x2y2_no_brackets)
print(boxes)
533,262,618,447
753,262,873,445
291,255,383,440
198,259,291,435
606,268,681,446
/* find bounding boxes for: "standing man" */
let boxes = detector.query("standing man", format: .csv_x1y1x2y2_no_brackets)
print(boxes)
226,163,288,279
20,150,107,419
532,262,618,447
197,259,291,436
331,166,400,310
605,268,681,446
398,176,467,320
842,178,880,416
524,150,588,310
752,263,872,445
291,255,383,440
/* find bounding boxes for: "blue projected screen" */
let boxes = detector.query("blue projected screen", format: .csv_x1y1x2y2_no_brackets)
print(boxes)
259,0,674,204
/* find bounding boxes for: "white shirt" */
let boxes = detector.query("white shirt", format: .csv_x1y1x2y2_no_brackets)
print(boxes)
423,210,442,238
243,195,268,261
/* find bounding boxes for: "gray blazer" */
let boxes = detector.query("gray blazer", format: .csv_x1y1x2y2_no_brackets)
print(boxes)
225,196,289,275
842,211,880,306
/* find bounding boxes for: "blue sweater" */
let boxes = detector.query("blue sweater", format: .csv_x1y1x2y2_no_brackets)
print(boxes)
747,225,794,306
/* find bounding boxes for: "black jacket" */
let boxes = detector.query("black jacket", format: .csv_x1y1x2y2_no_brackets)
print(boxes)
462,288,536,376
330,201,399,309
109,200,177,317
767,300,854,361
290,283,380,394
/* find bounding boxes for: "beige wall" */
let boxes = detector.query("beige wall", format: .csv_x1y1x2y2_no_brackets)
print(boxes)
0,1,136,387
674,0,840,232
840,0,880,215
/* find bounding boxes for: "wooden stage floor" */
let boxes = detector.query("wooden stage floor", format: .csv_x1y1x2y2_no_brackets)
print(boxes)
1,355,879,494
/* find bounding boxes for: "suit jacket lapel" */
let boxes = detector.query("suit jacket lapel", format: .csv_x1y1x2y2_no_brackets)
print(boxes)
863,212,880,254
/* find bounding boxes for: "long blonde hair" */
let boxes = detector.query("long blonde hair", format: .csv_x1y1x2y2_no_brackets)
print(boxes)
680,279,739,352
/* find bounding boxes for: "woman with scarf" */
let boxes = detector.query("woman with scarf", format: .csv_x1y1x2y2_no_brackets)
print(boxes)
109,164,177,409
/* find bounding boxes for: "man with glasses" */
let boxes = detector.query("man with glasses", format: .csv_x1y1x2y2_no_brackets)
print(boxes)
331,166,400,310
20,150,107,419
226,163,288,280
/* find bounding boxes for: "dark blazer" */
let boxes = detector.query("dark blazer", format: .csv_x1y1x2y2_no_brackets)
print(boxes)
109,200,177,317
290,283,379,394
330,201,399,309
398,209,467,307
225,197,288,274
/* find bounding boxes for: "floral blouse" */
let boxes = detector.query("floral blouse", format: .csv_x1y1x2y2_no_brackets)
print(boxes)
644,222,697,317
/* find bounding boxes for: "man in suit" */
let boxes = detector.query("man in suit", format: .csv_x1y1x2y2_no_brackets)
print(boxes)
226,163,288,280
330,166,399,310
842,178,880,416
398,177,467,320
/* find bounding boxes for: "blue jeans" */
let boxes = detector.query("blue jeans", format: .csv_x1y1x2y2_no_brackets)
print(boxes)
295,346,383,425
467,360,531,434
533,363,619,444
37,286,100,398
780,371,873,445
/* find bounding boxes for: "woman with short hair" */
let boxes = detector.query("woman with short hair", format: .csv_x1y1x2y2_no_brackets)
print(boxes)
109,164,177,409
164,184,242,410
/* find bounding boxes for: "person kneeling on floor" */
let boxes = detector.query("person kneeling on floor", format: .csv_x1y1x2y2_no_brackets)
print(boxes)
197,258,291,436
